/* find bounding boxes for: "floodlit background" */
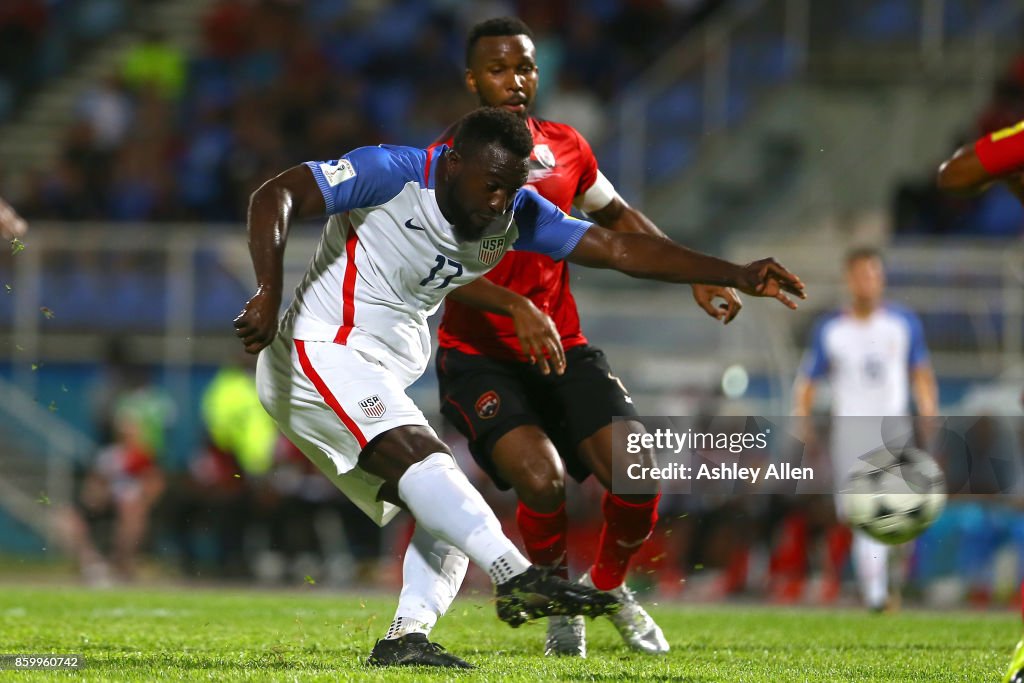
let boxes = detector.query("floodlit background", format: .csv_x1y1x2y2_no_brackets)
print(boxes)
0,0,1021,607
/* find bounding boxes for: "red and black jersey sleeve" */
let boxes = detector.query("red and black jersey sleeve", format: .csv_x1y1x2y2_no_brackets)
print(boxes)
975,120,1024,176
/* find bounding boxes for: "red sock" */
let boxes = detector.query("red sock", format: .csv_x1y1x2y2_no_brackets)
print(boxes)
591,493,659,590
825,524,852,581
516,501,569,579
1019,579,1024,622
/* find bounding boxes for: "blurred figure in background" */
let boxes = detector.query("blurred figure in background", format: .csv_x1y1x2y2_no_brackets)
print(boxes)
793,248,937,611
173,355,276,579
56,373,172,584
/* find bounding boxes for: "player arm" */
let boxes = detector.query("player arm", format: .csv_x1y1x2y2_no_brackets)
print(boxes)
447,279,565,375
234,165,326,353
938,124,1024,201
906,311,937,417
0,195,27,240
911,364,938,417
248,166,326,307
565,227,805,307
937,143,996,196
580,180,742,323
791,376,817,417
792,318,829,416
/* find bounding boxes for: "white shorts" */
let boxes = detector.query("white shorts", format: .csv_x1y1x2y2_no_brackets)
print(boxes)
255,335,433,526
831,415,914,519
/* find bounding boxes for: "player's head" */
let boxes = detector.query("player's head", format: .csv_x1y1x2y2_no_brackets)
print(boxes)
465,17,538,118
439,107,533,241
844,247,886,307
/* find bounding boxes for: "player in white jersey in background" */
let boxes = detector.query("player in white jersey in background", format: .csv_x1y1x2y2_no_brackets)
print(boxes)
234,107,807,668
793,247,938,611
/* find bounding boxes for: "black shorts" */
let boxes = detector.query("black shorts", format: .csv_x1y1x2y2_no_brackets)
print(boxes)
436,345,637,490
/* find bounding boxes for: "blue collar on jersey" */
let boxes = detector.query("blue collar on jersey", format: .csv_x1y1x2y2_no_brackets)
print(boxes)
424,144,447,190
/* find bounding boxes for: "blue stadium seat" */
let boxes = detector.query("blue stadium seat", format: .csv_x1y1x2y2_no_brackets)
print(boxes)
725,89,749,126
943,0,971,36
72,0,126,42
647,81,701,131
193,252,249,333
646,135,694,185
851,0,917,41
971,186,1024,237
0,78,13,123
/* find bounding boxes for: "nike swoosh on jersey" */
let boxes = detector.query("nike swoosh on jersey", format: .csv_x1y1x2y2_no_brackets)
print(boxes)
405,219,425,231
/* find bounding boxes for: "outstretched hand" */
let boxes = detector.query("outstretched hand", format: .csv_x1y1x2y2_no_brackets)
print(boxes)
234,287,281,354
509,298,565,375
691,284,742,324
0,196,27,241
735,258,806,309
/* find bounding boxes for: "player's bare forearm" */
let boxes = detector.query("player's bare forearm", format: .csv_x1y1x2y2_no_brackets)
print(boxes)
448,278,565,374
246,165,325,298
449,277,529,316
791,377,816,417
587,198,667,239
588,200,742,321
235,165,326,353
0,196,27,240
937,144,994,196
568,227,741,284
911,365,938,417
566,228,805,310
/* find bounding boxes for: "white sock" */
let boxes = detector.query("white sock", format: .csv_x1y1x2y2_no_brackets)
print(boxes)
397,453,529,582
388,524,469,639
852,531,889,608
384,616,430,640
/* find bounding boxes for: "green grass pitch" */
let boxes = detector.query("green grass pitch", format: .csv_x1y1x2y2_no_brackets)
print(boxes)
0,585,1016,681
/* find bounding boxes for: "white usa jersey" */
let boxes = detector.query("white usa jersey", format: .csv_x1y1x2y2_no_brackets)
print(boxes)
800,304,930,416
279,144,592,386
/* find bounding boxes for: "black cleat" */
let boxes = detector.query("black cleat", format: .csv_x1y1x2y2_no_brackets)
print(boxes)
495,565,621,627
366,633,474,669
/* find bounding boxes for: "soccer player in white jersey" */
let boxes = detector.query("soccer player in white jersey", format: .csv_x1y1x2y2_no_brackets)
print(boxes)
793,247,937,611
234,107,807,668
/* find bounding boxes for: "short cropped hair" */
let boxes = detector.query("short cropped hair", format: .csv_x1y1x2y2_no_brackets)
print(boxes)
465,16,534,66
845,246,884,269
452,107,534,161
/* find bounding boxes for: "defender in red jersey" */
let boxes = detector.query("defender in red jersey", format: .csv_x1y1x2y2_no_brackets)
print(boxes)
938,119,1024,202
430,18,742,659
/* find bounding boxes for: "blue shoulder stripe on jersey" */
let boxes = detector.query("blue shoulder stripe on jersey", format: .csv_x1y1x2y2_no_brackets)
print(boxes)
883,302,931,368
511,188,592,261
305,145,428,215
801,310,840,380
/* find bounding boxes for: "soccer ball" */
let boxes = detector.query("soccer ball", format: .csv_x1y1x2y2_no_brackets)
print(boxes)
841,447,946,545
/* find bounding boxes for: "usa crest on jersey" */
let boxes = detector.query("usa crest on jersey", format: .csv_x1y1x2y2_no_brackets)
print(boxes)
358,395,387,418
478,236,506,266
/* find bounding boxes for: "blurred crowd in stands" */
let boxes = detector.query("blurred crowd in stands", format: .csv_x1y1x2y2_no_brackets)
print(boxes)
4,0,723,224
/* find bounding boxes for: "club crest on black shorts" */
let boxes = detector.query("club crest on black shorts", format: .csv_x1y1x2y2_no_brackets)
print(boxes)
475,390,500,419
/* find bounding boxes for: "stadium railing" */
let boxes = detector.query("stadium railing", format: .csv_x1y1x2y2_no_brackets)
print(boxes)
603,0,1022,218
0,373,95,542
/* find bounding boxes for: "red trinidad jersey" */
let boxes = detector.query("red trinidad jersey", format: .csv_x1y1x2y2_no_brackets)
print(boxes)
437,117,601,360
975,119,1024,176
